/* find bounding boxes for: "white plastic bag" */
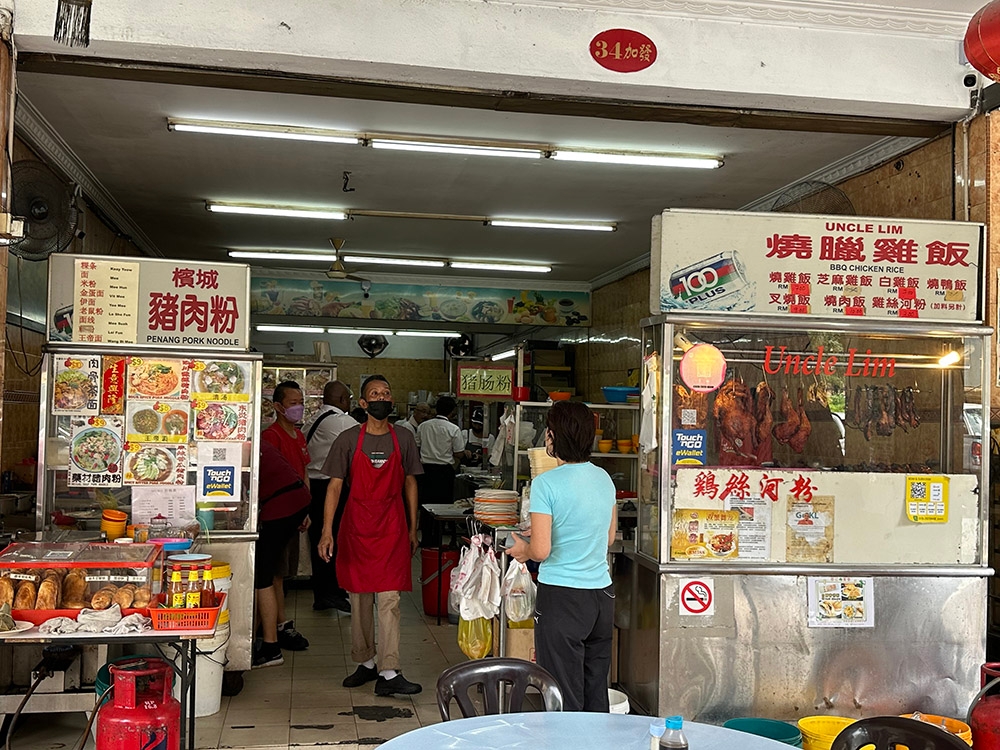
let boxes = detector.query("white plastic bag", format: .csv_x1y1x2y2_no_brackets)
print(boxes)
501,561,536,622
456,534,502,621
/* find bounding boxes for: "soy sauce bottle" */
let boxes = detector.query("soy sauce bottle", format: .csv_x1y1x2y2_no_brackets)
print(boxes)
660,716,688,750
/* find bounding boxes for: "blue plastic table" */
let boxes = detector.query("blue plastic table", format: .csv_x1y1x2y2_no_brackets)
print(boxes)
378,712,793,749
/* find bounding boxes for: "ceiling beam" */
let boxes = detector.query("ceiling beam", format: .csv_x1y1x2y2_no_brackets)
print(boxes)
17,54,952,139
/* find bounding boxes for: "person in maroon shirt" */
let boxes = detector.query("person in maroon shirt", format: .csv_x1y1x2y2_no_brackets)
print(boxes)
259,381,311,656
254,439,310,667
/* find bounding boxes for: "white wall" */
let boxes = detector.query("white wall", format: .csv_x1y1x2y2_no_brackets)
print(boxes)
14,0,977,121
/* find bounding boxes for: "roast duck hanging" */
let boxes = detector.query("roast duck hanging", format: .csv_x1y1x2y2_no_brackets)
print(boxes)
846,384,919,440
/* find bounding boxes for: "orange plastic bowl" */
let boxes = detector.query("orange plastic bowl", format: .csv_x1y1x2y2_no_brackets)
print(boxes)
549,391,571,401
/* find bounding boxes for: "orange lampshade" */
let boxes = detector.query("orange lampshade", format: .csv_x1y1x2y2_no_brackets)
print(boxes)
679,343,727,393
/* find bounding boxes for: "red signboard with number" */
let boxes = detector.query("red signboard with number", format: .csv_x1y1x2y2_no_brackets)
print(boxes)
590,29,657,72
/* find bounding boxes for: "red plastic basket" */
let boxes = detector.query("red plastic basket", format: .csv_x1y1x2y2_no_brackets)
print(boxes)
149,592,225,631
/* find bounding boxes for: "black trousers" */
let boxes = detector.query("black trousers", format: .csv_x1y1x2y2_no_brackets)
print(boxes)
418,463,456,504
534,581,615,712
308,477,347,604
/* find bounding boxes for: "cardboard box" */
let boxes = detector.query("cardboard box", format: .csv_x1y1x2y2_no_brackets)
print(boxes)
531,350,565,367
505,626,536,663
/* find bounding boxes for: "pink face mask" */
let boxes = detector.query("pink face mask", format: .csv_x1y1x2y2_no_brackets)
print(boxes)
282,404,305,423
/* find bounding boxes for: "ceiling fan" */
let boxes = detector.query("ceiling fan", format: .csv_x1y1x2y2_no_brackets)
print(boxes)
325,238,370,282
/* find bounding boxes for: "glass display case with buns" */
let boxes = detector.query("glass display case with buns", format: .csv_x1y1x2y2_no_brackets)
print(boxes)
0,542,160,623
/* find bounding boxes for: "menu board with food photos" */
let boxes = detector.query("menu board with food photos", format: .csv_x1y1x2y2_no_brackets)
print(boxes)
125,401,190,444
807,576,874,628
53,356,102,415
123,444,189,485
127,358,190,401
193,401,252,441
68,415,125,487
191,360,252,402
52,354,257,490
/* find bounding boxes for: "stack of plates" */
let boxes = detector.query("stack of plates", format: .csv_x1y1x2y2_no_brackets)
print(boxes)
528,447,558,478
473,489,520,527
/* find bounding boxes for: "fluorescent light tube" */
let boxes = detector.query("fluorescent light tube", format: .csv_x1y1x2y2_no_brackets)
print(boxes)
228,251,340,262
491,349,517,361
550,150,722,169
327,328,395,336
342,255,446,268
168,118,359,145
371,139,542,159
938,350,961,367
206,203,346,220
488,219,616,232
395,331,462,338
256,324,327,334
450,261,551,273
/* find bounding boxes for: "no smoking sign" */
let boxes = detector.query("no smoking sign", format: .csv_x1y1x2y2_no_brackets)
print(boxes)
679,578,714,616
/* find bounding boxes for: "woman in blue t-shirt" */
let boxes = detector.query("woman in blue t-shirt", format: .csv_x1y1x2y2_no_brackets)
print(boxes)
507,400,617,712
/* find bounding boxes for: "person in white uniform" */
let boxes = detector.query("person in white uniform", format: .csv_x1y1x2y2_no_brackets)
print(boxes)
395,402,432,445
303,380,358,612
417,396,464,503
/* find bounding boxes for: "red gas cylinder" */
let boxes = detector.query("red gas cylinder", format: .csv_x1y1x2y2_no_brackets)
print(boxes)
970,662,1000,750
96,657,180,750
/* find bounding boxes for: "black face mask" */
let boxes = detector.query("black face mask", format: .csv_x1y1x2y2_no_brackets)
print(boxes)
366,401,393,421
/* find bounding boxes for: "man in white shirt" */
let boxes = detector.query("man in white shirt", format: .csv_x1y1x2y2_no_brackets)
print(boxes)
395,402,432,445
304,380,358,612
417,396,465,503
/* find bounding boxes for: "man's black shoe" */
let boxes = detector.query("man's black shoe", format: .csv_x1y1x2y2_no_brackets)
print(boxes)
343,664,379,688
374,673,422,696
313,597,352,613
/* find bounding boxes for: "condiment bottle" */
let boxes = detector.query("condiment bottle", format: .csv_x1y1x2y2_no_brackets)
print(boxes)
659,716,688,750
168,565,185,609
200,565,215,608
149,515,169,537
649,722,666,750
184,566,202,609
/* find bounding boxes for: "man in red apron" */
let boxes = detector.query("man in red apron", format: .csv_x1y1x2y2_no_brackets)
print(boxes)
318,374,423,696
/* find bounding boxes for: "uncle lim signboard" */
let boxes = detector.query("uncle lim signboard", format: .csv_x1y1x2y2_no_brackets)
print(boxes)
651,209,984,324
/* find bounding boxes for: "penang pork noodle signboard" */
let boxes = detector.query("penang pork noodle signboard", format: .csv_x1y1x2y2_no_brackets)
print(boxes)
47,254,250,350
651,209,984,323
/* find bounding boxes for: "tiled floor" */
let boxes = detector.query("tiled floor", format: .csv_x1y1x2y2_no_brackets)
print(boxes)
8,564,474,750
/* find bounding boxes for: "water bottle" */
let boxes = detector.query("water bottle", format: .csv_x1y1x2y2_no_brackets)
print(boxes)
648,722,667,750
659,716,689,750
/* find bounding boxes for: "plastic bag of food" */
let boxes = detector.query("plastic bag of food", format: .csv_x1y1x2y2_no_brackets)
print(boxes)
456,535,502,621
457,616,492,659
502,560,536,622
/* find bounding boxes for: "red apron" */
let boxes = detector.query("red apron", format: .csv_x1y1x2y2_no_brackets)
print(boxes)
336,424,412,593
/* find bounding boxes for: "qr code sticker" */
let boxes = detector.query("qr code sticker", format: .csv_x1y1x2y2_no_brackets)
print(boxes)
681,408,697,426
212,447,227,462
910,482,927,499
